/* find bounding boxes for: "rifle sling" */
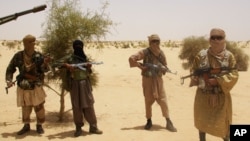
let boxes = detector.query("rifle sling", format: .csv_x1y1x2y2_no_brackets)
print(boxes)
147,48,166,66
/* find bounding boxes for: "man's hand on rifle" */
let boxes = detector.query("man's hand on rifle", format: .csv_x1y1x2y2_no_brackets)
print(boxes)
86,63,92,69
6,80,15,88
64,63,75,72
137,63,148,71
5,80,15,94
206,78,218,86
189,76,198,87
161,66,170,73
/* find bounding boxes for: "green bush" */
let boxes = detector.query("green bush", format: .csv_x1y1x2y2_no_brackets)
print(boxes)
226,42,249,71
178,36,209,69
179,36,249,71
6,41,16,50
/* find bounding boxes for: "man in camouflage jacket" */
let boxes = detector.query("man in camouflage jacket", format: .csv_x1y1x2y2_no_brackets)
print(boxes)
5,34,50,135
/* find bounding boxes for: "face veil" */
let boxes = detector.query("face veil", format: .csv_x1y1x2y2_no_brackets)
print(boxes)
73,40,87,61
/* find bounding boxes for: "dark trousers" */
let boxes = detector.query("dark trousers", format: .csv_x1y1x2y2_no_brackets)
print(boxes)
72,106,97,127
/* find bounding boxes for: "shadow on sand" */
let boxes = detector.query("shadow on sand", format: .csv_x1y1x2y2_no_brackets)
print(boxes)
1,130,44,140
121,124,166,131
0,109,79,139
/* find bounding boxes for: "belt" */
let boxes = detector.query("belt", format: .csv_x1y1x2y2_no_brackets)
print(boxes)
201,86,223,94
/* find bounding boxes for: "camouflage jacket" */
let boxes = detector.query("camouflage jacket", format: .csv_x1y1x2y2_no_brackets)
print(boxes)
142,47,167,77
5,50,48,83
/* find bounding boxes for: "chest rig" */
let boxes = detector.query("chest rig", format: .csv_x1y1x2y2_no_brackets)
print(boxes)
142,48,166,77
198,49,230,69
197,49,230,93
17,51,45,90
68,55,89,80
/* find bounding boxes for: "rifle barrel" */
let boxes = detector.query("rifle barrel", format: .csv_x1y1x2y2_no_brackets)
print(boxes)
0,4,47,25
16,5,47,17
32,5,47,13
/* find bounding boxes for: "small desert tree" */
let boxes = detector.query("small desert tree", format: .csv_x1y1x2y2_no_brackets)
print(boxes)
179,36,249,71
178,36,209,70
42,0,114,121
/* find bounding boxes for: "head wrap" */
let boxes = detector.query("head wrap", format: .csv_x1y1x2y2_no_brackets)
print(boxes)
148,34,160,42
72,40,86,61
208,28,227,59
23,34,36,47
23,34,36,42
210,28,226,38
22,34,36,57
73,39,84,49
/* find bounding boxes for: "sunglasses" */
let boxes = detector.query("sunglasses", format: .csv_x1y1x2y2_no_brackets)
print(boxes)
151,40,160,43
29,40,36,43
210,36,224,41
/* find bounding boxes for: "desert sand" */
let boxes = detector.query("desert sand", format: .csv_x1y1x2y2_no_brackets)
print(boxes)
0,43,250,141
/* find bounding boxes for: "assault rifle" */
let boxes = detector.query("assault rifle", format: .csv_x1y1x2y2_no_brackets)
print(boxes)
0,5,47,25
53,61,104,71
180,67,236,85
143,63,177,75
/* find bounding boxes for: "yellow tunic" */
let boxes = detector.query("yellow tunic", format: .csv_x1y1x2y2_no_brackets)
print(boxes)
192,49,238,138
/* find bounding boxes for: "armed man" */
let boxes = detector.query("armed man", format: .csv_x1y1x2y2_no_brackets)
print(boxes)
128,34,177,132
53,39,103,137
189,28,239,141
5,34,50,135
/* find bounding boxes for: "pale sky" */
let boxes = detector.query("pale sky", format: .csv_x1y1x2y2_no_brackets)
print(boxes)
0,0,250,41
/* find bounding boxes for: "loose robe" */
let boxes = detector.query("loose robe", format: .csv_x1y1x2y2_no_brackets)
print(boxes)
60,54,97,126
62,54,95,108
192,49,238,138
17,86,46,107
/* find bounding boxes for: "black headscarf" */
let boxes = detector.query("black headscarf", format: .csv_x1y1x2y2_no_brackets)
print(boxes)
73,40,87,61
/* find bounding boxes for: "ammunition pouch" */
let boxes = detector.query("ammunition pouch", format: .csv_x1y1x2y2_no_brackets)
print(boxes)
200,86,223,94
71,69,88,80
32,52,44,66
18,79,35,90
16,74,42,90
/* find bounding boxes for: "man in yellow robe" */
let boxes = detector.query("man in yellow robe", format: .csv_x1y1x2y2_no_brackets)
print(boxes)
129,34,177,132
190,28,239,141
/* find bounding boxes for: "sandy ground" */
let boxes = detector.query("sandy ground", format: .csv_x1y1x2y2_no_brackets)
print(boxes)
0,46,250,141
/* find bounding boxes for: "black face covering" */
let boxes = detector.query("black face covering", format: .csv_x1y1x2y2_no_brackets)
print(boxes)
73,40,87,61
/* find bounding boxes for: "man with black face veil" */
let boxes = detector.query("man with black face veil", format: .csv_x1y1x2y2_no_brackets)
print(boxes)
59,40,102,137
